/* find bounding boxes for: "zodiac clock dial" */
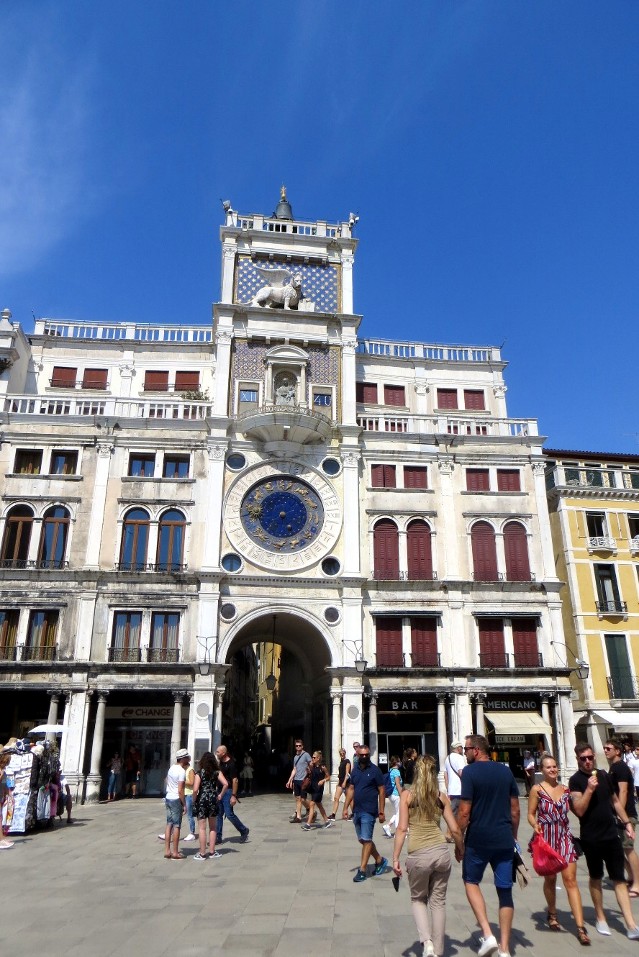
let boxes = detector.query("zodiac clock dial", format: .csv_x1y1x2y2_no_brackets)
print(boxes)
240,478,324,553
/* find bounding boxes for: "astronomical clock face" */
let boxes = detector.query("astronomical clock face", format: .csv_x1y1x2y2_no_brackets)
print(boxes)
224,461,341,572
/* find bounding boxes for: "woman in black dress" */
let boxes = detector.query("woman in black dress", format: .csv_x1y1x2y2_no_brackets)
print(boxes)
329,748,351,820
301,751,332,830
192,751,228,860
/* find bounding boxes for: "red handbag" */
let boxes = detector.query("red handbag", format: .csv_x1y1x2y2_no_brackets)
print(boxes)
529,833,568,876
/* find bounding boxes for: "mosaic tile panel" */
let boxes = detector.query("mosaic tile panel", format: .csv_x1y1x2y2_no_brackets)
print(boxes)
231,342,339,399
236,259,339,314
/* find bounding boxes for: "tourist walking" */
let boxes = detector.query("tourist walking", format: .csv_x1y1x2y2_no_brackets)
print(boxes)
392,754,463,957
240,752,254,796
107,752,121,801
527,753,590,945
192,751,228,860
183,757,196,842
403,748,417,786
124,744,141,798
604,737,639,895
215,745,249,843
346,744,388,883
569,741,639,939
443,741,465,842
456,734,520,957
341,741,361,820
329,748,351,820
523,751,536,797
285,738,312,824
302,751,333,830
382,755,403,838
163,747,189,860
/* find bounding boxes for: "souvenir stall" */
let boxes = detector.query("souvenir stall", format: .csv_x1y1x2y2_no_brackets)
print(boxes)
2,738,61,834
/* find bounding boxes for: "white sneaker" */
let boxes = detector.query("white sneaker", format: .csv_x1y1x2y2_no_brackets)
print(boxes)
157,834,165,840
627,926,639,940
210,851,221,859
425,942,435,957
382,824,392,838
595,921,611,936
497,952,510,957
183,833,196,841
477,936,498,957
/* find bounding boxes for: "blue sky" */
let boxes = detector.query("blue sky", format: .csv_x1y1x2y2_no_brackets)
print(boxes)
2,2,638,453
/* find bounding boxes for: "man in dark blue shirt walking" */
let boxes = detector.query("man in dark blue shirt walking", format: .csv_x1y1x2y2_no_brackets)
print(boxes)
346,744,388,883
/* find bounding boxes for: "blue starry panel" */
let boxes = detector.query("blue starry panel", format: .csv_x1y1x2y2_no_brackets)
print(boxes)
236,258,339,313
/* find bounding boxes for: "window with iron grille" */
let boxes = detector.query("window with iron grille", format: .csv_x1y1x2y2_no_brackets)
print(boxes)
111,611,142,661
371,464,397,488
0,609,19,658
149,612,180,662
38,506,70,568
119,508,150,570
25,609,59,660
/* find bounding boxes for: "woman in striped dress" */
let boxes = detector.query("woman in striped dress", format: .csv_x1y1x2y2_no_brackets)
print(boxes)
527,753,590,945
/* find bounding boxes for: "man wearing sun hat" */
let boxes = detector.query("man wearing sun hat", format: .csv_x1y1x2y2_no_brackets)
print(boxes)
163,748,189,860
444,740,466,842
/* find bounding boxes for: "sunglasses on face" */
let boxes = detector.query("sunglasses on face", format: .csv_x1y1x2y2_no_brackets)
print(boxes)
579,755,595,761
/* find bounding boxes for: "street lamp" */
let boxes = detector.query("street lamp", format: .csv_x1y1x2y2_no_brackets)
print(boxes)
197,635,215,677
344,638,367,674
550,640,590,680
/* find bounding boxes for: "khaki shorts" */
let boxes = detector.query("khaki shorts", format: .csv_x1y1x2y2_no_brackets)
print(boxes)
623,817,637,850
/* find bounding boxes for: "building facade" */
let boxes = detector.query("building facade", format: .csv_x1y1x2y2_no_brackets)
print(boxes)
545,450,639,760
0,192,577,800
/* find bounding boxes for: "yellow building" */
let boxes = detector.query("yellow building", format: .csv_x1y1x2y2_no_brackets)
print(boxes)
545,450,639,760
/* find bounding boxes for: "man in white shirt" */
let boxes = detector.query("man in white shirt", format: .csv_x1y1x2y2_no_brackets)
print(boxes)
163,747,189,860
444,741,465,842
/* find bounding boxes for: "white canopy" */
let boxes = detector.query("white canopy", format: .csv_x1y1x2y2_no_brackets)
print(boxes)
485,711,552,736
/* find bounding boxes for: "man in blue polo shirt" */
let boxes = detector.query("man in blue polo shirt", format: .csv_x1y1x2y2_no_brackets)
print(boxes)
456,734,520,957
345,744,387,883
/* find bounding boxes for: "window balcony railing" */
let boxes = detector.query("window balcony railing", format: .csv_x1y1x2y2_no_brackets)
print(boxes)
146,647,179,663
472,572,506,582
411,652,441,668
0,559,69,570
375,653,406,669
406,570,438,581
607,673,639,700
21,644,57,662
587,536,616,552
596,600,628,616
513,652,544,668
479,651,510,669
0,644,19,661
108,646,142,663
114,562,187,573
630,537,639,555
373,568,438,581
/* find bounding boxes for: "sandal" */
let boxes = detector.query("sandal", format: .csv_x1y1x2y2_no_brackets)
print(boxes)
170,852,185,859
547,912,561,932
577,926,591,946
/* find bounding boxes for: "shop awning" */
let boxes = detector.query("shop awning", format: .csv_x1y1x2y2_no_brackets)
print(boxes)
580,710,639,730
485,712,552,736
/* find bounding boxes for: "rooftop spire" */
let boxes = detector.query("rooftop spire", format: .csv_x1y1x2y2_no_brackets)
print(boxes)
273,184,293,220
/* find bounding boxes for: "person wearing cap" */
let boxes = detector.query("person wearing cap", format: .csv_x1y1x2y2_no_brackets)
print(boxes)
443,741,465,843
163,748,189,860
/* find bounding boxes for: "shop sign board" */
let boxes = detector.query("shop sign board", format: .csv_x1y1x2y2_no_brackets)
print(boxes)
495,735,526,744
105,706,172,720
378,696,430,714
489,699,538,711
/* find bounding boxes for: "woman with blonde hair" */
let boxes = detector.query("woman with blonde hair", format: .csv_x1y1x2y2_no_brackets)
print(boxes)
301,751,332,830
392,754,462,957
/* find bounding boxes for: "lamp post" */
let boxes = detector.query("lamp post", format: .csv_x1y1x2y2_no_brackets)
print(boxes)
343,638,367,674
550,640,590,680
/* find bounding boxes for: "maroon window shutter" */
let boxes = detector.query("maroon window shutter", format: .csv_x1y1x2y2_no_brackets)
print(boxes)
463,390,485,410
471,521,498,580
373,519,399,578
51,366,77,387
383,465,396,488
82,368,108,389
371,464,384,487
144,370,169,391
356,382,378,403
512,618,539,667
466,469,490,491
497,469,521,492
371,465,396,488
404,466,427,489
504,521,531,581
407,520,433,580
384,385,405,407
437,388,458,409
376,617,403,667
175,371,200,391
411,617,438,666
478,618,506,667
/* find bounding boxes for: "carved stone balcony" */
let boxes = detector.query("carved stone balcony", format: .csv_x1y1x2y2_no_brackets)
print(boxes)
587,536,616,553
630,537,639,555
235,404,332,444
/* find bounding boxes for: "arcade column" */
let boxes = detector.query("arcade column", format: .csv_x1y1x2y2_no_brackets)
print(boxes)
86,691,109,802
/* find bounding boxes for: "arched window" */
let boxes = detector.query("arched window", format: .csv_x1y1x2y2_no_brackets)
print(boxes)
406,520,433,580
471,521,498,581
38,506,70,568
156,509,186,571
119,508,150,571
1,505,34,567
504,521,531,581
373,519,399,579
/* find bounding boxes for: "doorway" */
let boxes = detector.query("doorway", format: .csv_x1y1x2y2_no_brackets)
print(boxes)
377,732,437,772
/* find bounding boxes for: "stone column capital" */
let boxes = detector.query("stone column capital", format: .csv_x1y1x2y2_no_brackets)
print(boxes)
173,691,185,704
97,690,110,704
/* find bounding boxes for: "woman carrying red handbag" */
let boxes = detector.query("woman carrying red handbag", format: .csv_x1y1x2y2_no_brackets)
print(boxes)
527,753,590,946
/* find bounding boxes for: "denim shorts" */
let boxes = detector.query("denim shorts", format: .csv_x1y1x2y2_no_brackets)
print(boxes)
462,844,513,888
353,810,376,842
165,798,183,827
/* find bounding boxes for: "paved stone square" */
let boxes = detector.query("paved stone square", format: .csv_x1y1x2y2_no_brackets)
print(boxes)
4,795,639,957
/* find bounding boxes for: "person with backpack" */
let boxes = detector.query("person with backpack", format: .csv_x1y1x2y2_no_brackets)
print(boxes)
383,755,403,838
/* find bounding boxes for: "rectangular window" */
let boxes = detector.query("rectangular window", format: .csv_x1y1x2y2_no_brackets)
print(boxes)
478,618,507,668
384,384,405,407
163,454,190,478
51,366,77,388
371,464,397,488
128,453,155,477
25,609,59,661
14,449,43,475
466,468,490,491
175,371,200,392
356,382,378,403
144,370,169,391
512,618,540,667
463,389,485,410
605,633,635,699
497,469,521,492
149,611,180,662
436,388,458,409
628,471,639,490
313,392,332,407
110,611,142,662
411,618,438,667
50,451,78,475
376,617,404,667
628,514,639,539
586,512,607,537
0,610,19,660
404,466,428,489
595,564,623,613
82,368,108,390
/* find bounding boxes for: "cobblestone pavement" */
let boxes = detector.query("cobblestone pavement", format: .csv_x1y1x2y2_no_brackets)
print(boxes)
4,795,639,957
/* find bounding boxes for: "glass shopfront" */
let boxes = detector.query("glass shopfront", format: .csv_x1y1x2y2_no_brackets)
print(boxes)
374,694,437,772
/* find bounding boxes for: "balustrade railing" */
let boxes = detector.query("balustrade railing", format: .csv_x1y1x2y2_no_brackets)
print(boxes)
36,318,212,343
114,562,187,573
5,395,212,420
596,600,628,615
607,673,639,700
21,644,57,662
108,647,142,663
356,412,536,437
147,647,180,663
587,536,616,551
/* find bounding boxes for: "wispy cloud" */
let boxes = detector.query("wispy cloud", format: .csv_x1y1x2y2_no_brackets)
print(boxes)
0,40,98,277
